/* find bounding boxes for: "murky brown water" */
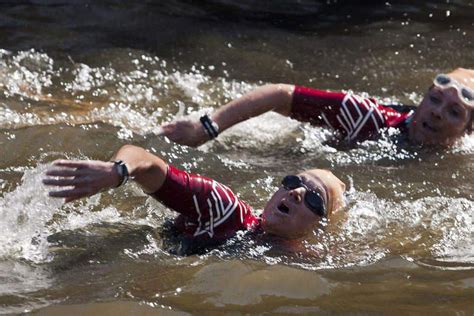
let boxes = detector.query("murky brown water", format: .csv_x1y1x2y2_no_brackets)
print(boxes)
0,1,473,314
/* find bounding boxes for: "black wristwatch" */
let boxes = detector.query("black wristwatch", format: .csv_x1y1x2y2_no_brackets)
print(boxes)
113,160,129,187
200,114,219,139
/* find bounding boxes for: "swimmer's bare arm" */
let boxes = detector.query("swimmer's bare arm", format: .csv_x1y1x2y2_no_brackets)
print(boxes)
161,84,294,147
43,145,167,203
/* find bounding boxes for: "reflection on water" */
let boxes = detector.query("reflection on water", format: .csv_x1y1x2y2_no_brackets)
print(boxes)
0,1,473,314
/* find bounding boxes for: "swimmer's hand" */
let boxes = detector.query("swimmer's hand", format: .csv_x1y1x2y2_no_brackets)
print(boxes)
43,160,120,203
159,119,208,147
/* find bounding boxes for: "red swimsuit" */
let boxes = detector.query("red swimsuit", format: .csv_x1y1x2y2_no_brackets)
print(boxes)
291,86,414,142
152,165,259,248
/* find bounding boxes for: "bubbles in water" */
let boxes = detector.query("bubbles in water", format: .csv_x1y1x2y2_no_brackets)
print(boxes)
170,71,211,105
0,49,55,99
0,106,41,128
66,63,105,92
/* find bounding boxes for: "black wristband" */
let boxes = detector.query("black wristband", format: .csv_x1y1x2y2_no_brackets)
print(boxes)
113,160,129,187
200,114,219,139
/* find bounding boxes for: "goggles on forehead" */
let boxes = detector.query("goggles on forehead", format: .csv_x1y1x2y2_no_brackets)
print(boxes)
281,175,327,217
433,74,474,107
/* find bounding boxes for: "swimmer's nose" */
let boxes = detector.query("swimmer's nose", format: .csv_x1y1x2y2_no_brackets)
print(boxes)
431,105,443,120
289,188,303,204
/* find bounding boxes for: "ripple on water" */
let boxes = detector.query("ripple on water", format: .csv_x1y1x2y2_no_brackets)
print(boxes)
204,191,472,271
1,49,473,164
341,192,473,268
0,47,473,307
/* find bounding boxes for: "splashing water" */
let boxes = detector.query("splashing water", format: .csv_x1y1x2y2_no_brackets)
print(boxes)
0,163,125,263
0,46,472,315
451,134,474,154
0,164,62,262
0,49,54,100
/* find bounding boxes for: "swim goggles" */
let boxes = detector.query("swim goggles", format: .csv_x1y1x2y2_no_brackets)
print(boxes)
433,74,474,107
281,175,327,217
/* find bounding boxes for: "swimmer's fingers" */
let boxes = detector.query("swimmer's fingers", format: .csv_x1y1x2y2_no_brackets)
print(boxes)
47,160,115,178
44,160,119,202
46,178,108,203
45,168,86,178
46,160,97,178
48,187,92,200
51,159,93,169
42,176,89,187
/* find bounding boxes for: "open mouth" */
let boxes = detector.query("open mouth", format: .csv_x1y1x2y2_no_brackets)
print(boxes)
277,202,289,214
422,121,438,133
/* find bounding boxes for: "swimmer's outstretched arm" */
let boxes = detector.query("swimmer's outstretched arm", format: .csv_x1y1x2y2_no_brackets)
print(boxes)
161,84,294,147
43,145,168,203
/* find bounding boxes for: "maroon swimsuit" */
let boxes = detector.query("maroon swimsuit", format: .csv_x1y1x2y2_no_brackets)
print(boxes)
152,165,259,248
291,86,414,142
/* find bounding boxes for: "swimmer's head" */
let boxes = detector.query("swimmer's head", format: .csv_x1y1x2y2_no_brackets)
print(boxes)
409,67,474,146
261,169,346,239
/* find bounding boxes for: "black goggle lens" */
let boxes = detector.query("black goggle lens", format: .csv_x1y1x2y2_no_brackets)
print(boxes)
462,88,474,102
281,175,303,190
281,175,327,217
435,75,451,85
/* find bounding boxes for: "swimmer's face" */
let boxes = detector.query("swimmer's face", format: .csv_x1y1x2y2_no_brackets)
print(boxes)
262,169,346,239
409,69,474,146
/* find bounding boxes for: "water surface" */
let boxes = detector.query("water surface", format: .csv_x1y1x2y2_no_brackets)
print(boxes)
0,1,473,314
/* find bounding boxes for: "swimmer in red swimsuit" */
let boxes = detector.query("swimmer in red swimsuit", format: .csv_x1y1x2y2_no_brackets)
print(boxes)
161,68,474,147
43,145,346,253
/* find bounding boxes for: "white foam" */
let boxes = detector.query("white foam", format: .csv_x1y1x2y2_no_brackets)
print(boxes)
0,261,52,296
0,164,62,262
0,49,54,99
0,163,123,263
339,192,474,266
451,134,474,154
